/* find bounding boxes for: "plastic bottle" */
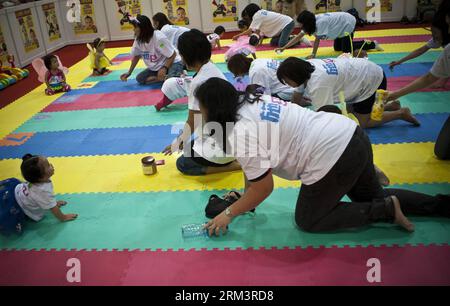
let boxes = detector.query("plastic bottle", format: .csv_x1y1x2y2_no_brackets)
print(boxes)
181,223,209,239
371,89,388,121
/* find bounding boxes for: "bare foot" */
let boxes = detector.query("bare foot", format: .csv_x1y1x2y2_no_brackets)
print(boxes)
385,100,401,111
401,108,421,126
391,196,415,232
375,165,390,187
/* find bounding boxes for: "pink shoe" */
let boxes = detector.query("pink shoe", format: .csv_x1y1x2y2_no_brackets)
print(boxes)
62,84,71,92
45,88,55,96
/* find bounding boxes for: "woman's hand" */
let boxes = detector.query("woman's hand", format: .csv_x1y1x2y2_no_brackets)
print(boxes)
389,61,400,70
386,91,399,102
205,211,232,236
120,72,131,81
275,48,284,54
306,54,316,60
63,214,78,222
57,201,67,208
162,138,183,155
157,67,168,81
232,35,240,41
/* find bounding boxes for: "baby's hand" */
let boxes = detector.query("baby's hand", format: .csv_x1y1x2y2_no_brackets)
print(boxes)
63,214,78,222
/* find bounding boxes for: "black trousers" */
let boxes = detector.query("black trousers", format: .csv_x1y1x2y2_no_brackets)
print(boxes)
295,127,450,233
333,32,376,53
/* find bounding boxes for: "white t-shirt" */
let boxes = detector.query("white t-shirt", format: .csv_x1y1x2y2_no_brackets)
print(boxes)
188,61,227,111
160,24,190,48
426,38,441,49
431,44,450,78
249,59,293,97
131,30,182,71
207,33,220,47
315,12,356,40
304,58,384,110
15,182,57,222
250,10,293,38
189,62,235,165
228,95,357,185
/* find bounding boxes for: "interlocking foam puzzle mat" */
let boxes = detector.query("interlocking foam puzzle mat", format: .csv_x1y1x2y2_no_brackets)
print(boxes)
0,28,449,285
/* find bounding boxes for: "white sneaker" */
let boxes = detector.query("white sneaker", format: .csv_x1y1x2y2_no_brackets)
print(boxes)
301,36,312,47
374,41,384,51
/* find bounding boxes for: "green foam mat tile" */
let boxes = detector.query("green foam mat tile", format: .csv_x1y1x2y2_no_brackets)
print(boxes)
1,184,449,251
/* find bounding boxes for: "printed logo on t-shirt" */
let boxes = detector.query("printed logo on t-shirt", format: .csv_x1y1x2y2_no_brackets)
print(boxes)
159,43,165,49
266,60,279,71
260,98,286,123
322,59,338,75
261,10,268,16
142,52,158,62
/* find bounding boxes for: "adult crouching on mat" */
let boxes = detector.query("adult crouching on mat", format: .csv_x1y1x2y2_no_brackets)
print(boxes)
192,78,449,236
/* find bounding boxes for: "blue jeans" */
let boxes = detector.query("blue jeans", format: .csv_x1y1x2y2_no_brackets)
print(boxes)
136,61,184,85
0,178,25,236
270,20,296,48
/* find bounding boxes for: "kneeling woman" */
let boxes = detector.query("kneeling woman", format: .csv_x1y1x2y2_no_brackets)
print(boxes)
195,78,449,236
276,57,420,128
120,15,183,85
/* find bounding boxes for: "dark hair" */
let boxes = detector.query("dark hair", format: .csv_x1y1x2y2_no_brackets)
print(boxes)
21,154,44,184
318,105,342,114
432,1,450,47
297,10,316,35
91,38,104,49
238,19,249,29
195,79,265,152
85,15,93,21
177,7,186,12
249,34,260,46
277,57,315,86
43,54,57,70
227,54,253,76
131,15,155,44
242,3,261,20
178,29,211,68
152,12,173,30
214,26,226,35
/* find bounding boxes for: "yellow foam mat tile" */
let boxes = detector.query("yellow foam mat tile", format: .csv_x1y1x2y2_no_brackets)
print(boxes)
0,143,448,194
0,48,127,140
211,42,431,63
218,28,430,46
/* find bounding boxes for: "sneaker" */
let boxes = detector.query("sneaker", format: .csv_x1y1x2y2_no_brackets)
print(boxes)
374,41,384,51
300,36,312,47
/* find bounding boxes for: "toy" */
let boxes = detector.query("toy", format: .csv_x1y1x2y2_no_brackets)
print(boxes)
0,56,29,81
31,55,68,83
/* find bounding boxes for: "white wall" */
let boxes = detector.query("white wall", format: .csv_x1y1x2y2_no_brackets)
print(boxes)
5,2,46,67
0,9,21,67
36,0,67,54
151,0,202,30
57,0,109,45
106,0,153,41
201,0,251,33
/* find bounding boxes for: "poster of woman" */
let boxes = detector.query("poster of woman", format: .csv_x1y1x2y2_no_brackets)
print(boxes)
15,9,40,53
42,3,61,41
163,0,190,26
74,0,98,35
212,0,238,23
116,0,142,30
